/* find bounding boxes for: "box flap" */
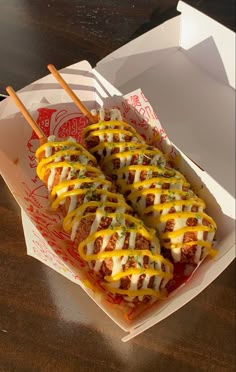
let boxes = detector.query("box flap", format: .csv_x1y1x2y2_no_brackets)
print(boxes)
178,1,235,89
96,2,235,198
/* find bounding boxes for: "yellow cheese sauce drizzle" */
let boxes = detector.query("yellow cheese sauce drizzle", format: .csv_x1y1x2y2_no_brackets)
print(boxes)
143,199,206,213
37,149,95,176
89,141,145,155
78,224,153,248
101,148,164,168
35,140,96,162
127,187,190,203
85,128,142,143
105,268,172,282
51,188,125,210
114,164,175,177
51,177,111,197
71,210,152,236
38,161,100,181
36,138,173,299
161,226,215,239
82,120,144,141
78,246,172,267
103,287,167,298
158,212,216,225
63,200,133,231
118,176,190,193
163,240,217,257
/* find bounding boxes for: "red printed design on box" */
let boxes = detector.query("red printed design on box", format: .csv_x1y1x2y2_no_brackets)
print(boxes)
54,114,87,142
27,107,87,154
122,89,178,158
27,108,57,153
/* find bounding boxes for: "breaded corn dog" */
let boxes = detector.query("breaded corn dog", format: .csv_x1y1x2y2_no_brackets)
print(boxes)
82,109,217,267
36,135,173,303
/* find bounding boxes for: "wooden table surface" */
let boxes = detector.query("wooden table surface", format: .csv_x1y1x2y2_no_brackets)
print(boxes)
0,1,235,371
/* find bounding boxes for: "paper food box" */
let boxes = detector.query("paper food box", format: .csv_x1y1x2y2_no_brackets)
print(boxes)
0,1,235,341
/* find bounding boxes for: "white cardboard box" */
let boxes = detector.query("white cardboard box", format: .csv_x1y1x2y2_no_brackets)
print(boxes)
0,1,235,341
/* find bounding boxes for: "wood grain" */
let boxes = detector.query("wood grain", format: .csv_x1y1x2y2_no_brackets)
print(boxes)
0,0,235,93
0,1,235,371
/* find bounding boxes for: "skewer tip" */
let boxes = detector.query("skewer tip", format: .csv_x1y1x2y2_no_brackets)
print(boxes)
5,86,13,94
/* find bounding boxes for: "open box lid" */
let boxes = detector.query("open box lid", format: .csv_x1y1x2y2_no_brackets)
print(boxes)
96,1,236,198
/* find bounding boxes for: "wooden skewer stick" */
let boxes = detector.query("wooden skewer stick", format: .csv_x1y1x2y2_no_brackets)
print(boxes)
6,86,47,144
47,64,98,124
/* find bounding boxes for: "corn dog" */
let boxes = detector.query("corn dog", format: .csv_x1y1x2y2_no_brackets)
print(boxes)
36,135,173,303
82,109,217,267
